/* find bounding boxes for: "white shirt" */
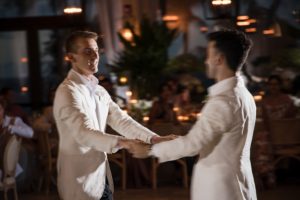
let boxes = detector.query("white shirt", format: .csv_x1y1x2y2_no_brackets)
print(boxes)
2,116,33,138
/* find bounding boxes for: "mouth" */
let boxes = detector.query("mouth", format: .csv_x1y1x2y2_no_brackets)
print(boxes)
88,60,98,67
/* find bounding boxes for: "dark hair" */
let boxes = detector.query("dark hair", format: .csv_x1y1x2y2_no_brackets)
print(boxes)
65,31,98,53
267,75,282,85
0,87,12,96
0,97,7,111
207,29,252,71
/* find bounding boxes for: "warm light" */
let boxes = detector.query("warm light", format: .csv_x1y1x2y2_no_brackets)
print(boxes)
212,0,232,6
173,107,179,112
263,29,275,35
237,15,249,20
247,19,257,23
200,26,208,32
20,57,28,63
259,91,265,96
177,115,189,121
125,91,132,97
64,7,82,14
130,99,137,104
245,28,257,33
254,95,262,102
20,86,28,93
119,77,128,84
162,15,179,21
183,116,189,121
120,29,133,41
143,116,150,122
177,115,184,121
64,56,70,61
237,21,250,26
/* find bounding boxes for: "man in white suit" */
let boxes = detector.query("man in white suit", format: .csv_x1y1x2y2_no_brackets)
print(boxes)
130,30,257,200
53,31,174,200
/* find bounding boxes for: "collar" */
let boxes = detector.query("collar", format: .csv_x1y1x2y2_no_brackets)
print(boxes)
208,75,245,97
67,69,99,94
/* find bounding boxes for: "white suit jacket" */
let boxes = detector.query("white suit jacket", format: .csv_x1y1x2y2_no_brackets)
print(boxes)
151,76,257,200
53,70,156,200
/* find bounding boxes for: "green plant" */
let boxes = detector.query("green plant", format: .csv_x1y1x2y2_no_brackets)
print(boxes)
112,17,178,99
164,53,205,74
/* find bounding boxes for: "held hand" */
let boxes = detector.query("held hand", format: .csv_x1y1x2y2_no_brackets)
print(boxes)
151,134,178,144
128,140,151,159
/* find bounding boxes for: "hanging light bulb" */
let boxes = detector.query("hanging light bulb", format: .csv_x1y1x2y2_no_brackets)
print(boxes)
64,0,82,14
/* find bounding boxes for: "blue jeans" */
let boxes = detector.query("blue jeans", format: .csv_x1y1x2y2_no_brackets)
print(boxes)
100,179,113,200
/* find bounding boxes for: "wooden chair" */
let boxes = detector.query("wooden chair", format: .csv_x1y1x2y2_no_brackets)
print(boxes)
0,135,22,200
36,130,57,194
106,126,127,190
149,122,189,189
269,118,300,166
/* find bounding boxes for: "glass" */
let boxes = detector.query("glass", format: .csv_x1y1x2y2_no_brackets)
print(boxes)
0,31,30,105
0,0,65,18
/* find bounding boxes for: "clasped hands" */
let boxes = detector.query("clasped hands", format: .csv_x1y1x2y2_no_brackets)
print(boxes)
118,135,178,158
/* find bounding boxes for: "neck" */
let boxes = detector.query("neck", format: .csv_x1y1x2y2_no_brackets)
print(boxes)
216,65,235,82
72,67,93,80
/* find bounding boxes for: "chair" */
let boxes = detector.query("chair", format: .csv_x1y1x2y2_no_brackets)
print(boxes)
269,118,300,166
36,130,57,194
0,135,22,200
149,122,189,189
106,126,127,190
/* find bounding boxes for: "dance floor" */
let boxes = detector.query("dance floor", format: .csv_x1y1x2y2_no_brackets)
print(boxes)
18,183,300,200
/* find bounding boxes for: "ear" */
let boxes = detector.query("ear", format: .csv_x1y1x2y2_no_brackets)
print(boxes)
67,53,76,63
217,53,225,65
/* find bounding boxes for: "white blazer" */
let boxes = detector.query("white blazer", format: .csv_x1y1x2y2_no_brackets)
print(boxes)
151,76,257,200
53,70,156,200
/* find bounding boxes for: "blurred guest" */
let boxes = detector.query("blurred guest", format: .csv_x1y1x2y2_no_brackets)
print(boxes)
262,75,297,121
166,77,179,100
174,84,190,109
148,85,178,125
252,75,298,189
98,75,127,108
32,88,58,156
0,87,30,125
0,97,33,181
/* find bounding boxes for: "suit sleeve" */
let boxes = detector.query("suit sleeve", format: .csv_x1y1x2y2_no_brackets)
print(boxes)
53,85,122,153
151,98,234,162
106,100,157,144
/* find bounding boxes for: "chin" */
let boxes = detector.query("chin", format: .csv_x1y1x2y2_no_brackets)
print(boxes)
93,68,98,73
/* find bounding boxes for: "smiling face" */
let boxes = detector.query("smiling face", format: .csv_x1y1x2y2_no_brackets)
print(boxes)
68,37,99,77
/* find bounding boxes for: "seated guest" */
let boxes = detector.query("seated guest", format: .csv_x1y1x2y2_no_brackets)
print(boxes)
252,75,297,189
0,97,33,181
98,75,127,108
0,87,30,125
148,84,178,125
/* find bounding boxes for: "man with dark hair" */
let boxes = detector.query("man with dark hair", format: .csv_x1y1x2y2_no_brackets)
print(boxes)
53,30,174,200
130,29,257,200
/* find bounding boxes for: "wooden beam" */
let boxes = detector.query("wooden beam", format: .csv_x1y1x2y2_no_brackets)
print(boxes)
0,15,85,31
